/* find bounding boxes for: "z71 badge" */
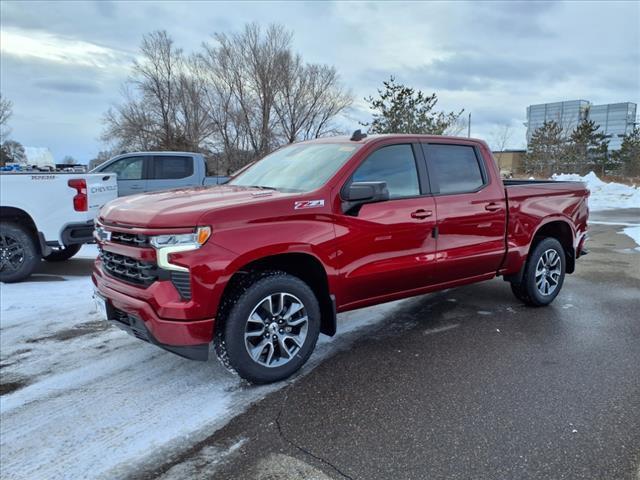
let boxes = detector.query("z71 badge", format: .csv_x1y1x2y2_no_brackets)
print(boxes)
294,200,325,210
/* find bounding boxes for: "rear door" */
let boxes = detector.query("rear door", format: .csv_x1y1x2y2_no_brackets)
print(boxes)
98,156,146,196
145,155,195,192
422,143,506,283
336,142,438,307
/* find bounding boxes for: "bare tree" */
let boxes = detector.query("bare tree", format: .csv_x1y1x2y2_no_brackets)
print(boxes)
203,23,292,158
0,94,13,142
103,31,200,152
491,124,513,151
104,24,352,174
274,58,352,143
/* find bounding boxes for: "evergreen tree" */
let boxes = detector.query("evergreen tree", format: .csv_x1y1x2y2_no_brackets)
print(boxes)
612,126,640,177
525,121,567,175
569,119,610,175
362,76,463,135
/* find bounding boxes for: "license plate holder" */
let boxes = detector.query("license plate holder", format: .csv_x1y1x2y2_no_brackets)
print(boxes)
94,291,109,321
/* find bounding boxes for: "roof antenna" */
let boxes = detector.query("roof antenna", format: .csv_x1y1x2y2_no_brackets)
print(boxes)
350,129,367,141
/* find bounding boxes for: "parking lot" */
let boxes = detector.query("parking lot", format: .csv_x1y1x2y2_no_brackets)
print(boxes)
1,212,639,479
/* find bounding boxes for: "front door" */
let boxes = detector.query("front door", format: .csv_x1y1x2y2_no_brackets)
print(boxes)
100,156,146,196
335,143,438,307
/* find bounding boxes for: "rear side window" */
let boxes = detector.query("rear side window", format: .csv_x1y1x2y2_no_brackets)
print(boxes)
352,144,420,199
424,145,485,194
105,157,144,180
151,156,193,180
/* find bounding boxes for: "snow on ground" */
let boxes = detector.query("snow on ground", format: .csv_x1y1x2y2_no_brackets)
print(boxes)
552,171,640,211
0,246,408,480
622,226,640,251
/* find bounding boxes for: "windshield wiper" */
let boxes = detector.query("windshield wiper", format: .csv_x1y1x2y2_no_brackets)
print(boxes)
248,185,278,191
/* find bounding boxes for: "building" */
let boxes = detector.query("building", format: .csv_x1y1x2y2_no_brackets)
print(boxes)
525,100,637,151
492,149,526,176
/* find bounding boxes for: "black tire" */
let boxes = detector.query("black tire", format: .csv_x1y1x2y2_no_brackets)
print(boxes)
0,222,40,283
43,244,82,262
214,271,321,384
511,237,566,307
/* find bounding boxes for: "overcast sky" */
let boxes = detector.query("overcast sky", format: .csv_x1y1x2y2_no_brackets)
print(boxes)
1,0,638,163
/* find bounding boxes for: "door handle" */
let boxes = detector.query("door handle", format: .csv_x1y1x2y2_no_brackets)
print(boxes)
129,186,143,190
411,209,433,219
485,202,501,212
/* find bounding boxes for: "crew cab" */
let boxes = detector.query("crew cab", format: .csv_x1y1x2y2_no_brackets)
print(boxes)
1,172,117,282
91,151,228,196
92,133,589,383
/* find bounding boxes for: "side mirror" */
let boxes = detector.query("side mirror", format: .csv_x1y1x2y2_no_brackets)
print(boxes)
342,181,389,214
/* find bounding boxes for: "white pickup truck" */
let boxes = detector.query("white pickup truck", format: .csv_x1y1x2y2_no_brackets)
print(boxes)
0,172,117,282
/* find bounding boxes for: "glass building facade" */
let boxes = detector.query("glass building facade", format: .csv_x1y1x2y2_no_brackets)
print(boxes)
525,100,637,151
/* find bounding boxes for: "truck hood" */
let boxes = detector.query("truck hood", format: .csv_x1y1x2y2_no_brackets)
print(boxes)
100,185,290,228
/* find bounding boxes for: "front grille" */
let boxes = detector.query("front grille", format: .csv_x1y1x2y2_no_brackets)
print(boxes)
100,250,158,286
110,231,150,247
170,271,192,300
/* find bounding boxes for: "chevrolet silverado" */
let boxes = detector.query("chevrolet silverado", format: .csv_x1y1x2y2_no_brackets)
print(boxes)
93,132,589,383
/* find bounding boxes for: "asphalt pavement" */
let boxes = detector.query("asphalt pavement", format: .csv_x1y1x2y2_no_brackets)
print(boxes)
142,212,640,480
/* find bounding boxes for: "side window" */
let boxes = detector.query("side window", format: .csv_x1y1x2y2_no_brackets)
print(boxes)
425,145,485,194
352,144,420,199
151,156,193,180
105,157,144,180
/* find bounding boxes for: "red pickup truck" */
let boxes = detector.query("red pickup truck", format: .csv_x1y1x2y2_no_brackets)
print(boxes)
93,132,589,383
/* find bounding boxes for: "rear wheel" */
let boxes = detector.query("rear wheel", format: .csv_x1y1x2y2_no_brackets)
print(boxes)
0,222,40,283
214,271,321,384
43,244,82,262
510,237,566,307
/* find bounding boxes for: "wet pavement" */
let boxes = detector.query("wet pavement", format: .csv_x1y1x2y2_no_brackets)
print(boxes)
148,213,640,479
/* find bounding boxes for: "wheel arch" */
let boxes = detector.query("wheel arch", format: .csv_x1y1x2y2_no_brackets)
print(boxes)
531,219,575,273
0,206,38,234
0,206,43,255
219,251,336,337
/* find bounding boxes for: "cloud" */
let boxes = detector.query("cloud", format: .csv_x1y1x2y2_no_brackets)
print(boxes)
0,0,638,161
0,27,132,68
32,79,101,94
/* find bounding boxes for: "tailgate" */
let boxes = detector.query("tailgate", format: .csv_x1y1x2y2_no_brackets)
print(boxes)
86,173,118,215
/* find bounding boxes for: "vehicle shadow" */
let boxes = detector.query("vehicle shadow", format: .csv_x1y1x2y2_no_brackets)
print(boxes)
33,257,95,278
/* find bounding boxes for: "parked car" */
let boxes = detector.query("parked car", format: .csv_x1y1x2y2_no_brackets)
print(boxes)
92,133,589,384
1,172,117,282
91,151,228,196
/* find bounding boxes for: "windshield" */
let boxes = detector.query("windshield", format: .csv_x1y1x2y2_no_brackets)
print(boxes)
229,143,360,192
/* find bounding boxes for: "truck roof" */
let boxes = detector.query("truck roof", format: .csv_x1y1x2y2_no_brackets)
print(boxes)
298,133,488,146
111,151,203,157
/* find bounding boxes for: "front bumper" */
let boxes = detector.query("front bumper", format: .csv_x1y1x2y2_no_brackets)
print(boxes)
93,268,215,355
102,297,209,361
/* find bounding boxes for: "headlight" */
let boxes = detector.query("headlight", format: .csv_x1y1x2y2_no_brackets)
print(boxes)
151,226,211,272
150,227,211,249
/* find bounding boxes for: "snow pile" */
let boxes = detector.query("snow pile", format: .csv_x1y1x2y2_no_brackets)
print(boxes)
623,226,640,251
23,147,55,168
552,172,640,211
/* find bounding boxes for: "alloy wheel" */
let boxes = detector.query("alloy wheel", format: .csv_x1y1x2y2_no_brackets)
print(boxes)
0,234,26,273
244,292,308,368
535,249,562,296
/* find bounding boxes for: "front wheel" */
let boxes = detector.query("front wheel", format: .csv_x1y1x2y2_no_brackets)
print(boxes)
510,237,566,307
214,271,321,384
43,244,82,262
